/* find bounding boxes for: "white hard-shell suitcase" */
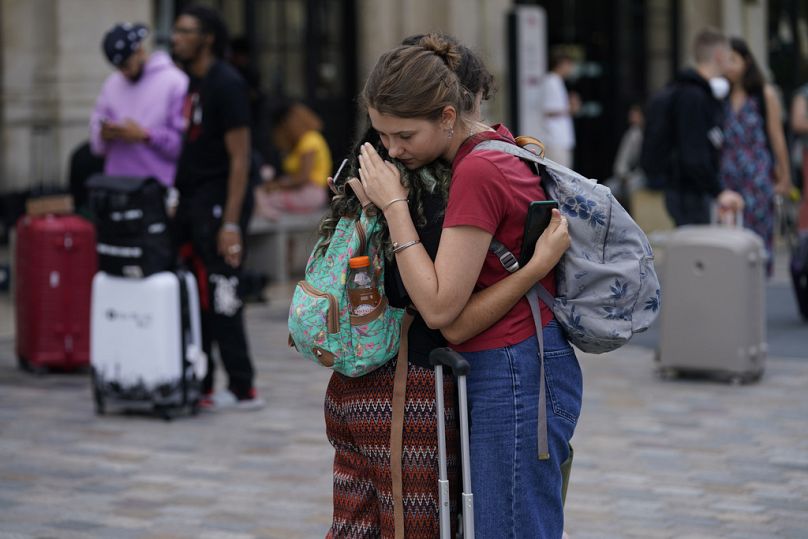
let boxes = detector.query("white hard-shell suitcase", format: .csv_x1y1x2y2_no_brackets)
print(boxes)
656,225,767,383
90,270,207,417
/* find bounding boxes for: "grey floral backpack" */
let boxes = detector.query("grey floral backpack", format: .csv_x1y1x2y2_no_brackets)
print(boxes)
476,137,661,354
476,137,662,460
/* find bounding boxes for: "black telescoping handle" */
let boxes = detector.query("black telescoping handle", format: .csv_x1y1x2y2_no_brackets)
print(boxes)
429,347,470,376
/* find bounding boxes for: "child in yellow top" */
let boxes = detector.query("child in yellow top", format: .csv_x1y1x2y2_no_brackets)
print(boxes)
254,101,331,220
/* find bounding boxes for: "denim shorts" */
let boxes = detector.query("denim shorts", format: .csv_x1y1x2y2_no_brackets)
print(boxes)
461,320,583,538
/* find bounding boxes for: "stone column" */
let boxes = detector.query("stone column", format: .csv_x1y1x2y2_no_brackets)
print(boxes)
680,0,768,75
448,0,511,124
355,0,511,125
722,0,769,65
646,0,675,92
680,0,722,67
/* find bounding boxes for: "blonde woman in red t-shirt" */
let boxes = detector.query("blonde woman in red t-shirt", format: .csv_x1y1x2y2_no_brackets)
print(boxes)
357,34,580,538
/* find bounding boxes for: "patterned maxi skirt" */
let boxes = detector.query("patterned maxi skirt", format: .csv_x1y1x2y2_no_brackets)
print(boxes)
325,359,459,538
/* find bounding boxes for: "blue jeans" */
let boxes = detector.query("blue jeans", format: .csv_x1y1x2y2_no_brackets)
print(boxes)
462,321,582,538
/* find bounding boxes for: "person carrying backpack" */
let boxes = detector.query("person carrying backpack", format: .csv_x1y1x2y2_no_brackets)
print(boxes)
790,81,808,230
642,27,744,225
318,37,564,538
358,34,578,538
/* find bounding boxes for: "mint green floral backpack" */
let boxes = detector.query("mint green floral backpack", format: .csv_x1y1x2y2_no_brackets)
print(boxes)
287,201,405,377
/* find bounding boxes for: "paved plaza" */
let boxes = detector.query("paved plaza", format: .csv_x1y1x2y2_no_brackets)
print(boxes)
0,262,806,538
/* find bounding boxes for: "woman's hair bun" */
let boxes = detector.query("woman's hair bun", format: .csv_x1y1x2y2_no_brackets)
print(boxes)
418,33,461,71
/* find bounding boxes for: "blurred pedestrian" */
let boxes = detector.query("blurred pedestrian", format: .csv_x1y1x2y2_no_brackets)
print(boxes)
228,37,266,144
253,100,331,220
68,141,104,215
608,103,645,213
790,80,808,230
719,37,792,275
171,4,263,410
538,49,580,168
662,27,744,226
90,22,188,187
228,36,270,166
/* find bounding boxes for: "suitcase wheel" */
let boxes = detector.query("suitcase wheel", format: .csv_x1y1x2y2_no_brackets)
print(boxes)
18,356,48,376
90,370,106,415
729,371,763,385
155,406,174,422
94,395,106,416
656,367,678,380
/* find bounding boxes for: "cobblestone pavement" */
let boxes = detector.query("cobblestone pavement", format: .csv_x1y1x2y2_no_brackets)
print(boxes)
0,283,806,538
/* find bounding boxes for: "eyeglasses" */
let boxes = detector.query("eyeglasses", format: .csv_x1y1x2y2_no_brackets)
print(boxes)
172,26,200,35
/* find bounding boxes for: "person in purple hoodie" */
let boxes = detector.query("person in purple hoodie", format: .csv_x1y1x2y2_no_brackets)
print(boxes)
89,22,188,187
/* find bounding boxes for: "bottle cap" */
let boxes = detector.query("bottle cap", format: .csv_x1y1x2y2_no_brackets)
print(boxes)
349,256,371,269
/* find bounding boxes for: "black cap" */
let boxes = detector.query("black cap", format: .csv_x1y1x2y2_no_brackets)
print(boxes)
102,23,149,66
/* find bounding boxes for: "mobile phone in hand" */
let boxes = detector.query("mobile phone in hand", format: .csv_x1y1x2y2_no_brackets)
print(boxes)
332,158,349,186
519,200,559,267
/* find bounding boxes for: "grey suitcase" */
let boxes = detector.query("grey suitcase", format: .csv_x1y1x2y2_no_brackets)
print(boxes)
656,225,767,383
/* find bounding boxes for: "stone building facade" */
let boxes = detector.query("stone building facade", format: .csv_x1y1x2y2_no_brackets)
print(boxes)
0,0,788,193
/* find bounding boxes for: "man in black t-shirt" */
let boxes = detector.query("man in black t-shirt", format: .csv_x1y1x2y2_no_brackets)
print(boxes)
171,5,263,410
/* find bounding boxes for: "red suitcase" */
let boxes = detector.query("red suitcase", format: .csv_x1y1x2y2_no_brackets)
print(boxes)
15,214,96,371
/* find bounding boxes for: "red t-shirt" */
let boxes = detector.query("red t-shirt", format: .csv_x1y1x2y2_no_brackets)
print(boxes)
443,125,556,353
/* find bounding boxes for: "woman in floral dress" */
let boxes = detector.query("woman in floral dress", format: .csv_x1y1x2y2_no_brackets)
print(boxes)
719,37,792,275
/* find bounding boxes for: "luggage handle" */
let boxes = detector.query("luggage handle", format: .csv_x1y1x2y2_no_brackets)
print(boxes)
430,347,474,538
711,204,743,228
86,173,162,194
429,347,470,375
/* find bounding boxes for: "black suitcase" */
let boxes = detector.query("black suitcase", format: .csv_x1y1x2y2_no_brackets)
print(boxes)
791,233,808,320
87,174,174,278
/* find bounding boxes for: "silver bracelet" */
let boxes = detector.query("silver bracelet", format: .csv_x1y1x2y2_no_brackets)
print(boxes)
382,197,408,212
392,239,421,254
221,222,241,233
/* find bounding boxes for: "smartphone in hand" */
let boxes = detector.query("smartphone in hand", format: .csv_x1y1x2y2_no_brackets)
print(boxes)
332,158,349,185
519,200,559,267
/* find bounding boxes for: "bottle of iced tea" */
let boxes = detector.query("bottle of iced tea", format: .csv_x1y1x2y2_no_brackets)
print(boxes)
347,256,380,316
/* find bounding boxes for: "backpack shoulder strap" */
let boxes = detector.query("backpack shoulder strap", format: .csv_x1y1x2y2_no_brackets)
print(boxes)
514,135,546,158
489,238,520,273
473,139,544,167
478,138,557,461
345,178,376,214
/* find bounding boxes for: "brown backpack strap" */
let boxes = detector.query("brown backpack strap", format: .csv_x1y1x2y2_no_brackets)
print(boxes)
390,313,413,539
514,135,546,158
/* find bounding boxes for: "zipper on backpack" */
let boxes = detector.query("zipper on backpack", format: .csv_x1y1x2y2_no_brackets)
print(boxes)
298,281,339,333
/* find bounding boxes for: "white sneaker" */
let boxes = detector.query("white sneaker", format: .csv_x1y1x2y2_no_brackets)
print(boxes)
201,389,265,412
234,391,265,411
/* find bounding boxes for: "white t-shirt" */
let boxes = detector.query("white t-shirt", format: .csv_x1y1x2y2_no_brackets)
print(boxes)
538,72,575,150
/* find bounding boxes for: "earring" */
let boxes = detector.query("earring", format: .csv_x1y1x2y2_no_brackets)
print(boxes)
447,128,454,140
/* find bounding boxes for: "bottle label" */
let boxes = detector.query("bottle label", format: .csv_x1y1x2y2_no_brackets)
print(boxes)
348,288,380,316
